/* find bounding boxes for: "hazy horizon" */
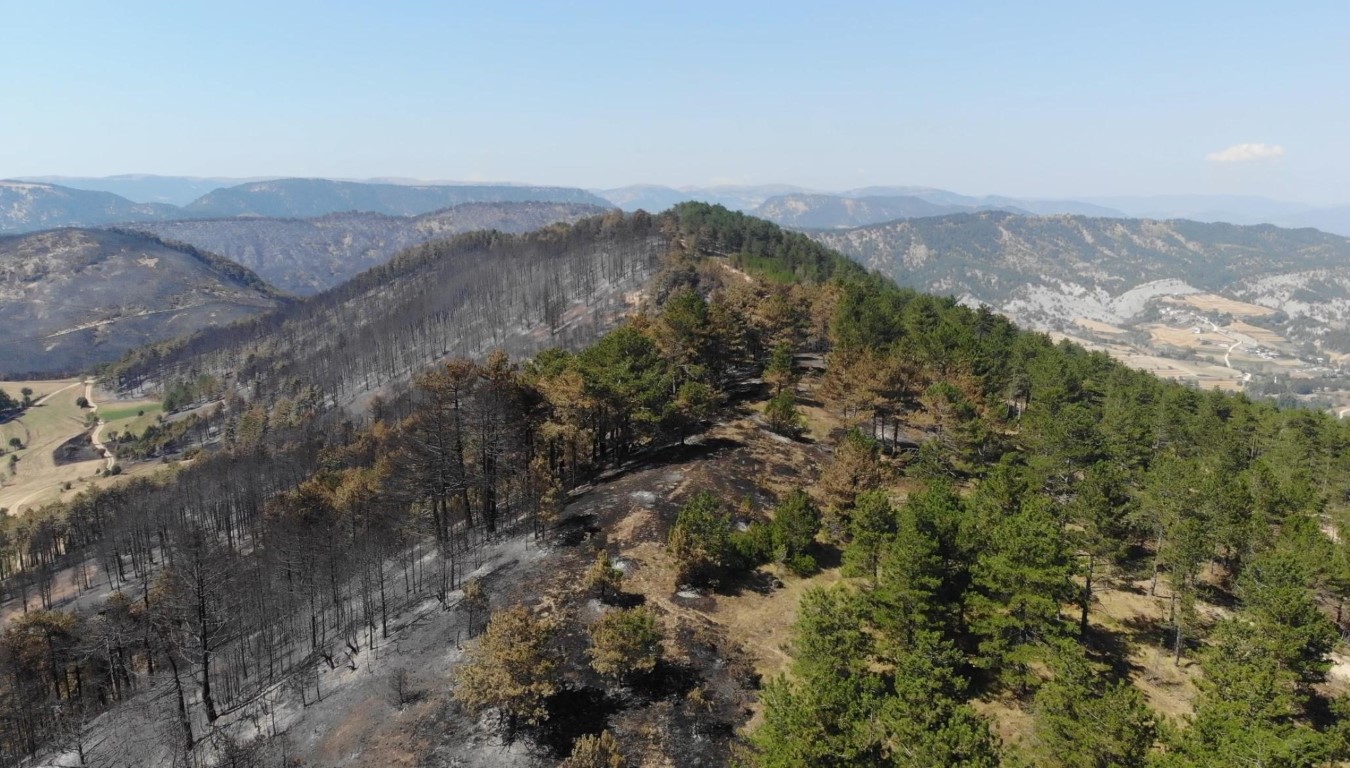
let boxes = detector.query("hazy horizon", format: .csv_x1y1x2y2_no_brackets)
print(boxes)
4,1,1348,204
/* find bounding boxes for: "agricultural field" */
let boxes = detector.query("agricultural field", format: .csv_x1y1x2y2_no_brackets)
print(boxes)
100,400,164,441
1170,292,1276,317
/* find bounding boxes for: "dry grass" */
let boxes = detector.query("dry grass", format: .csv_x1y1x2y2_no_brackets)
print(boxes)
1226,319,1287,347
1179,293,1275,317
1147,325,1230,349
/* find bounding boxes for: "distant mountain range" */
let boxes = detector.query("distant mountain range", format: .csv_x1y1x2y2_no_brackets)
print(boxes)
11,175,1350,237
595,184,1125,226
17,175,271,206
181,178,611,218
0,178,613,233
0,181,179,231
122,201,611,295
812,211,1350,351
0,228,287,377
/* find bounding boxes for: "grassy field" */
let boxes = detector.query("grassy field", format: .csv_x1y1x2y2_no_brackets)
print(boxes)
0,379,99,514
101,401,163,440
0,381,167,515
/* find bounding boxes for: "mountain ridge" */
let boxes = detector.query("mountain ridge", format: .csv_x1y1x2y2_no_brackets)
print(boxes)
120,201,611,295
0,227,288,377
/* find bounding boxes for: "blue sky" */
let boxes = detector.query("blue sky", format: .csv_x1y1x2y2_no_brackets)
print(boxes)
3,1,1347,202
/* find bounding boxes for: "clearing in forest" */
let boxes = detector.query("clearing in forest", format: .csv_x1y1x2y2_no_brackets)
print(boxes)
0,380,164,515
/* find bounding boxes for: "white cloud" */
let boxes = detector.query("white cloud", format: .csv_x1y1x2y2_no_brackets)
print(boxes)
1206,142,1286,163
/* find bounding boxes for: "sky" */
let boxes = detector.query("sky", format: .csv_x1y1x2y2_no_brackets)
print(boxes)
2,1,1348,203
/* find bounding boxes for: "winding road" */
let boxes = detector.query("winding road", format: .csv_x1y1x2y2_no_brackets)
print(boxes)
84,380,116,472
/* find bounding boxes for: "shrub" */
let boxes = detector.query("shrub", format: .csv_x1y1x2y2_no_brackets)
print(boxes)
764,390,805,436
589,606,663,682
454,606,559,730
770,489,820,569
561,730,625,768
668,492,735,587
584,550,623,603
731,522,774,568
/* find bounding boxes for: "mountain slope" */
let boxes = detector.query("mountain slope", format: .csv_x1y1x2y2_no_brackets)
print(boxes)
0,181,178,233
813,211,1350,349
122,201,611,295
108,211,668,402
184,178,612,218
0,229,287,377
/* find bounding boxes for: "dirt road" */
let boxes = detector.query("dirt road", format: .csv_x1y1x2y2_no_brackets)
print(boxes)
84,380,116,472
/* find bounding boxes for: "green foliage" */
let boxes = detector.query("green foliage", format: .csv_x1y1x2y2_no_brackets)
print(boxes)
752,588,887,767
967,497,1075,695
841,490,896,584
769,489,821,575
1032,647,1156,768
673,202,865,285
668,492,736,587
731,520,774,569
764,342,797,394
763,389,805,437
1237,544,1338,690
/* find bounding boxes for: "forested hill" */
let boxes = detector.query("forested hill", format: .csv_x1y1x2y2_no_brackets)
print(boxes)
8,203,1350,766
182,178,612,218
107,210,668,402
0,180,178,233
0,228,287,377
121,201,611,295
812,211,1350,345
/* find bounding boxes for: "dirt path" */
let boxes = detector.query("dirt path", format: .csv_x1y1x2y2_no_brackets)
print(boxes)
33,380,82,407
84,380,115,472
1202,316,1252,382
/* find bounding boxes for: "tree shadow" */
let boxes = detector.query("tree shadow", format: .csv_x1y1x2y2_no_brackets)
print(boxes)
591,436,745,486
1120,613,1168,645
552,513,601,547
714,569,783,597
607,590,647,609
1196,581,1238,610
630,659,701,702
1081,623,1139,681
811,541,844,571
535,685,622,758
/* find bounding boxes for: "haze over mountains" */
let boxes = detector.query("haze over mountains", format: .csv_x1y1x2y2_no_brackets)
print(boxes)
0,178,612,233
125,201,609,294
8,172,1350,384
10,174,1350,236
